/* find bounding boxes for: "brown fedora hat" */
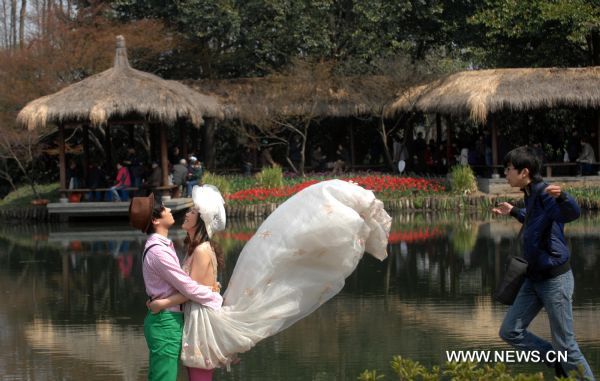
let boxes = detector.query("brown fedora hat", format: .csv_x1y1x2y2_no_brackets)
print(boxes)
129,193,155,232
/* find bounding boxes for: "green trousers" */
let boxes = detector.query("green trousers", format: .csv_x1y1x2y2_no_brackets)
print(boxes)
144,310,184,381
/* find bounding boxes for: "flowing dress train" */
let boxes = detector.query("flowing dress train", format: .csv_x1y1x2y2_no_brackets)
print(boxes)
180,179,391,369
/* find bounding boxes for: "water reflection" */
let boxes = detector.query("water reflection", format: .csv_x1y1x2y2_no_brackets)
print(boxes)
0,213,599,380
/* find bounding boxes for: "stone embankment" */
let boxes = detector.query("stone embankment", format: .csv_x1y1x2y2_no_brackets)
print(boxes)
3,192,598,223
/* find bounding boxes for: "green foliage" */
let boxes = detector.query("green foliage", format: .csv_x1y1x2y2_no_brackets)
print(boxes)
362,355,579,381
201,172,231,195
449,165,478,195
357,369,384,381
0,182,59,207
111,0,471,76
469,0,600,66
255,166,283,189
565,186,600,210
450,220,478,255
391,355,431,380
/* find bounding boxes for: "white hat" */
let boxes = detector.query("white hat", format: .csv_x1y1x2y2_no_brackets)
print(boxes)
189,156,198,162
192,185,226,238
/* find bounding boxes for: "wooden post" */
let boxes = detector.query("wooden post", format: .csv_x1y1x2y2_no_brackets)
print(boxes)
105,124,112,169
128,124,135,148
445,116,453,165
191,126,199,156
148,122,157,162
436,113,442,145
490,114,499,175
180,122,188,160
348,122,355,169
596,111,600,163
58,124,66,199
203,118,216,170
159,124,170,199
83,124,90,185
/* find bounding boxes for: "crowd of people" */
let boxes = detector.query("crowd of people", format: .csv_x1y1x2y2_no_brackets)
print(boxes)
65,147,205,202
63,129,599,203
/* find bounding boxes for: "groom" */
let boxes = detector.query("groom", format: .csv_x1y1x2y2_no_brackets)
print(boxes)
129,194,223,381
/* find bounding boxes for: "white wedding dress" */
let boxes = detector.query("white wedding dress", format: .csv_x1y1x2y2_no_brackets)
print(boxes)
180,179,391,369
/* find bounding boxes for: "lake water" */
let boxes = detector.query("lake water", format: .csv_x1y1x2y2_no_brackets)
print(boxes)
1,212,599,380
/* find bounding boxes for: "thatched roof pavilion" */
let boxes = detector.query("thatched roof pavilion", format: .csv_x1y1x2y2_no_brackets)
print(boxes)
385,67,600,170
385,67,600,124
18,36,223,130
186,75,397,170
16,35,224,200
186,75,396,121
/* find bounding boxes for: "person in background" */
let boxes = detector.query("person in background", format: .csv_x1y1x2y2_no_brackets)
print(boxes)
67,158,81,189
289,135,302,173
260,141,277,168
576,138,596,176
85,161,106,201
186,157,204,197
169,146,181,167
125,148,144,194
172,159,189,198
393,134,409,174
332,143,349,175
109,161,131,202
241,146,254,176
311,145,327,172
142,162,162,197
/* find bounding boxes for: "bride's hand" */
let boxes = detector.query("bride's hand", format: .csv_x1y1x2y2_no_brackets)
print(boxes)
146,299,168,314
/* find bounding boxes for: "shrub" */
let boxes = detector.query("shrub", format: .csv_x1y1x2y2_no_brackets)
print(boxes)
202,172,231,195
255,165,284,189
449,165,477,195
359,355,580,380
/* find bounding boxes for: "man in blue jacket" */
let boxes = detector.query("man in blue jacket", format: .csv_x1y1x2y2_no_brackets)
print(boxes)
492,146,594,380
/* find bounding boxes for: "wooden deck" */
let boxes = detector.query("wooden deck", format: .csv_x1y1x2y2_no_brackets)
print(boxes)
47,197,194,220
477,175,600,194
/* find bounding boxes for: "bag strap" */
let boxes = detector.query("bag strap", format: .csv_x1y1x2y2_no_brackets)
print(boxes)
142,243,161,261
141,243,163,300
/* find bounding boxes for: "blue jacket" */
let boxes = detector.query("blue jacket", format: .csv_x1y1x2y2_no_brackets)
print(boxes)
509,180,580,281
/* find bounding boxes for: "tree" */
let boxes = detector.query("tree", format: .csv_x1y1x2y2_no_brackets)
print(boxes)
0,1,173,192
111,0,470,78
232,60,335,176
469,0,600,66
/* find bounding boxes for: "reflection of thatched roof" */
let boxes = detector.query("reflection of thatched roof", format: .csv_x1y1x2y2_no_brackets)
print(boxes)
17,36,223,130
386,67,600,123
186,75,396,120
25,319,146,381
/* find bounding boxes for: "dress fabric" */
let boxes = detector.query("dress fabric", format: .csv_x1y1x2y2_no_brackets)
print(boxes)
180,179,391,369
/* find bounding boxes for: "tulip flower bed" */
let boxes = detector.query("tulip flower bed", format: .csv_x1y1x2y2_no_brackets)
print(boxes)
226,175,446,205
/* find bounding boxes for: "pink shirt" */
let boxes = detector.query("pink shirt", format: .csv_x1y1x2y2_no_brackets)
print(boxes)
142,233,223,312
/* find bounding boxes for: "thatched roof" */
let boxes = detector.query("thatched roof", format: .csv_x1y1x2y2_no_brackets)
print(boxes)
385,67,600,123
17,36,223,130
186,75,397,121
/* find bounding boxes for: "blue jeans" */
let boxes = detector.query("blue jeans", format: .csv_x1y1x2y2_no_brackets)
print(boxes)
108,185,126,201
186,180,198,197
499,270,594,380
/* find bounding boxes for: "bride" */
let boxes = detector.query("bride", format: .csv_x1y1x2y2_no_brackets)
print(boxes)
148,179,391,379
